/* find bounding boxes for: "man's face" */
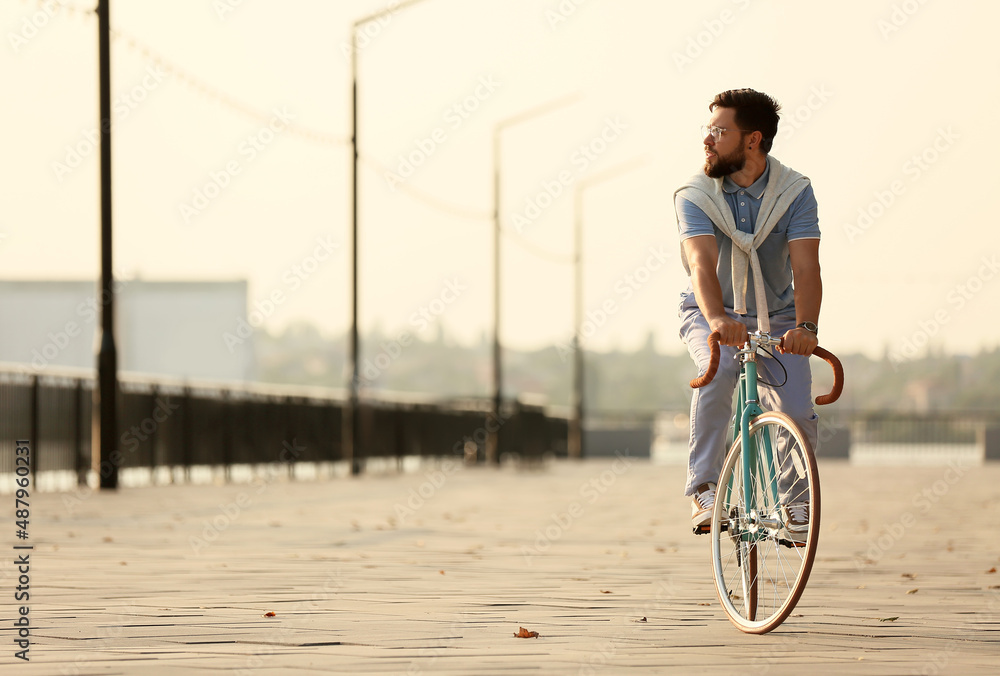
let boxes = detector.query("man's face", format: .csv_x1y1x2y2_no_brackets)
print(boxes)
702,107,747,179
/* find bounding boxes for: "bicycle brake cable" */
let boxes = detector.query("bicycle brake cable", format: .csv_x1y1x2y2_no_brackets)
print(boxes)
756,346,788,388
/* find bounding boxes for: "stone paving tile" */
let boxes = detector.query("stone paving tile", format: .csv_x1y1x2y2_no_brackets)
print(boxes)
0,458,998,674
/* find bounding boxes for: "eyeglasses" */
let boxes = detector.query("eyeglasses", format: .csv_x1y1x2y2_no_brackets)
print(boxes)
700,125,744,142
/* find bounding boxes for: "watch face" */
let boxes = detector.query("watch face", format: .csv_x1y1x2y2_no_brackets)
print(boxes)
798,322,818,334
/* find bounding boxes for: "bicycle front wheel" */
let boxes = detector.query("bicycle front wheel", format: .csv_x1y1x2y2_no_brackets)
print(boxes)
710,411,820,633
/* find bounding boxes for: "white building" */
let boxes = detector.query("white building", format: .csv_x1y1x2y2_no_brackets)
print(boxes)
0,279,252,381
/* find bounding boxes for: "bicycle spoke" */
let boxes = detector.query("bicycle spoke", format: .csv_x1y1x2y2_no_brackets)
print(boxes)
711,412,820,633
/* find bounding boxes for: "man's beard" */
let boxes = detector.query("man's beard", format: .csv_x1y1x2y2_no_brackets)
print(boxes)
703,145,746,179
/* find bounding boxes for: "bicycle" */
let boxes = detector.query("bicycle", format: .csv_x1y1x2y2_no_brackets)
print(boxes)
690,329,844,633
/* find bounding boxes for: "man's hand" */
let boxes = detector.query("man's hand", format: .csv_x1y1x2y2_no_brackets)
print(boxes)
778,327,818,356
709,315,749,347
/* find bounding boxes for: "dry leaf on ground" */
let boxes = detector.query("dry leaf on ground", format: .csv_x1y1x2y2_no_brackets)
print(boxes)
514,627,539,638
263,612,276,617
879,616,899,622
906,589,919,594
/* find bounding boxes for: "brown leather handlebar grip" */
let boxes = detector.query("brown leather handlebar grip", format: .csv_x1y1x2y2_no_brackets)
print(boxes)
689,331,721,389
688,333,845,404
811,346,844,405
777,338,844,405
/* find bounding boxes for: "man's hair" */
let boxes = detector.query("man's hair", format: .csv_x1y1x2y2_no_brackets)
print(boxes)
709,89,781,153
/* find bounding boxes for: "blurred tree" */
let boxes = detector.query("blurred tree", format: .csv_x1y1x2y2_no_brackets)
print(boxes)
253,321,1000,415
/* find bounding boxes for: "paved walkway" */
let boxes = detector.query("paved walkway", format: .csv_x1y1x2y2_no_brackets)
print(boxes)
2,455,999,674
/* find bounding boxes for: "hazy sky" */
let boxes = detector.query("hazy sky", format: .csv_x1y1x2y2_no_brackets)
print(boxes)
3,0,999,363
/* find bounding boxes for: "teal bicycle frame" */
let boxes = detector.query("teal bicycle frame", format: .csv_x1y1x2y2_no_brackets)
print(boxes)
729,334,786,542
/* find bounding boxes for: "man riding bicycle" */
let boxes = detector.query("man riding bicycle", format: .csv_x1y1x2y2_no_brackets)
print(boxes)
675,88,822,538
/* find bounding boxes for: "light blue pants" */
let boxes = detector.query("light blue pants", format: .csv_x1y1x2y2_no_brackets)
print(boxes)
680,306,818,498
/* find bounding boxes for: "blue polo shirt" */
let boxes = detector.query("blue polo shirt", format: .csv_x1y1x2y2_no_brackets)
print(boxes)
675,163,820,317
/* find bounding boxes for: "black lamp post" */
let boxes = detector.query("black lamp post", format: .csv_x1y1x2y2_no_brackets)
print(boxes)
96,0,118,490
345,0,433,474
569,156,648,459
487,93,581,463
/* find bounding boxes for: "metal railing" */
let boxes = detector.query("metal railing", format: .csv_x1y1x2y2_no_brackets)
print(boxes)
0,366,568,491
4,364,998,491
846,411,988,445
650,408,1000,462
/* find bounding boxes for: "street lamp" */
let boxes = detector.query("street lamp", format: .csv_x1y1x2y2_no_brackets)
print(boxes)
96,0,118,490
569,156,648,459
345,0,433,475
487,93,581,464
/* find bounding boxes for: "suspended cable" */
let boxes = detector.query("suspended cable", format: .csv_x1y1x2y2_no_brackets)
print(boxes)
500,225,575,265
16,0,350,147
359,156,493,221
21,0,568,237
111,27,351,147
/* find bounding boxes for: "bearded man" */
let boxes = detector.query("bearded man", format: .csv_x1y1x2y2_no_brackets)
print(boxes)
675,88,822,539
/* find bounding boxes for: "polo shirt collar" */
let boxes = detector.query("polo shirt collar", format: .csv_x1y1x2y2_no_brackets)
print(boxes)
722,162,770,199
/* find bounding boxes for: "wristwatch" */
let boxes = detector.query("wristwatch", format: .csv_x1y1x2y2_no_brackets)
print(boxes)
796,321,818,335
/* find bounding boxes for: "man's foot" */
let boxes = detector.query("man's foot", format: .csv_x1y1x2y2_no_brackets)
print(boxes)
691,482,716,534
782,502,809,545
